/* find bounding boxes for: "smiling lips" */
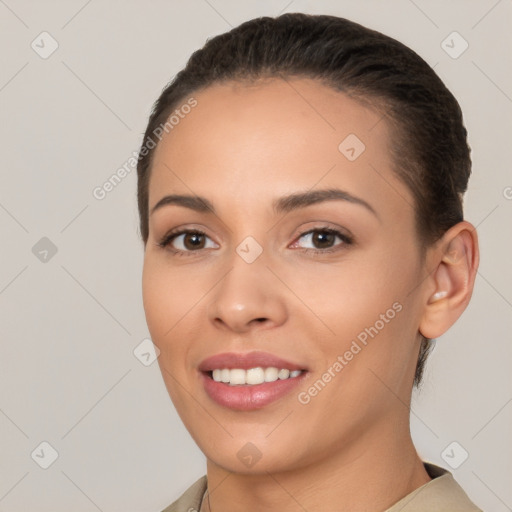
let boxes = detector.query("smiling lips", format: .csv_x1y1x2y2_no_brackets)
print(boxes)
199,351,307,410
212,367,302,385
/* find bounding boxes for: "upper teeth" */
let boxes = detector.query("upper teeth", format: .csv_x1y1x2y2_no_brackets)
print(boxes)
211,367,302,385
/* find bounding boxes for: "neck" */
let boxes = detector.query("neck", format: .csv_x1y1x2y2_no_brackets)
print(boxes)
201,418,431,512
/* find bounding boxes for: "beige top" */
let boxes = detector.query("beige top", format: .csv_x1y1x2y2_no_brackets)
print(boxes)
161,463,482,512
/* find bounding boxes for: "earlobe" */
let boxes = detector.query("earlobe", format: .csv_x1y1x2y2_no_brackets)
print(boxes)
419,222,479,339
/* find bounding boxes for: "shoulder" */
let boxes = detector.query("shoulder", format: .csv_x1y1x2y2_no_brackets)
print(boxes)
160,476,207,512
161,465,483,512
386,463,483,512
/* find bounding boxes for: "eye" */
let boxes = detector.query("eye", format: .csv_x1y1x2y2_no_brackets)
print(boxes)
157,226,353,257
157,229,218,255
291,227,353,254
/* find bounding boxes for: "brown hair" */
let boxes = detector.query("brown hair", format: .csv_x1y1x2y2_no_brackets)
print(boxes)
136,13,471,386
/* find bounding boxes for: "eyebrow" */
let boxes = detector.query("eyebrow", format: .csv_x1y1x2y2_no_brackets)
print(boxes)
150,188,378,218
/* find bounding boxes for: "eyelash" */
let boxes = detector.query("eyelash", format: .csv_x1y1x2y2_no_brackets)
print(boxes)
156,226,353,257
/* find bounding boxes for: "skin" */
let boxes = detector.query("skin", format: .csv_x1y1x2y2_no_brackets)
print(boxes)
141,77,479,512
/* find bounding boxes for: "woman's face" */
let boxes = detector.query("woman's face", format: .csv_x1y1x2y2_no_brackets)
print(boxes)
142,78,429,473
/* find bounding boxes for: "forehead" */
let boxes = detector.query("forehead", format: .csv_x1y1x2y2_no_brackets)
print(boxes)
148,77,411,219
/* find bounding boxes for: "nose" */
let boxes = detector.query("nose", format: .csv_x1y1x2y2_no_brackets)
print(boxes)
207,251,288,333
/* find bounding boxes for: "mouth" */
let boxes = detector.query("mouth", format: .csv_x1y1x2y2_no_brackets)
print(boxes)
209,367,304,385
198,351,308,410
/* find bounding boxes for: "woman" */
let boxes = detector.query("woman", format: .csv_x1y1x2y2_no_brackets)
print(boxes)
137,13,481,511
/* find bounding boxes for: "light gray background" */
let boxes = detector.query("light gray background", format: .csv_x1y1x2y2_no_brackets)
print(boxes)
0,1,511,511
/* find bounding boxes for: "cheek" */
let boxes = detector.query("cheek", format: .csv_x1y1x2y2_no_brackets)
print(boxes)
289,255,404,332
142,257,203,341
289,250,420,376
142,264,186,382
142,260,197,401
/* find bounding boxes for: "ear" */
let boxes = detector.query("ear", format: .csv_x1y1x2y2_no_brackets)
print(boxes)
419,221,479,339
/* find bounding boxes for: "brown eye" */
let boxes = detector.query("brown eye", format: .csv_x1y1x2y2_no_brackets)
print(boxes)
182,232,206,250
311,231,336,249
293,228,353,253
158,229,218,255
